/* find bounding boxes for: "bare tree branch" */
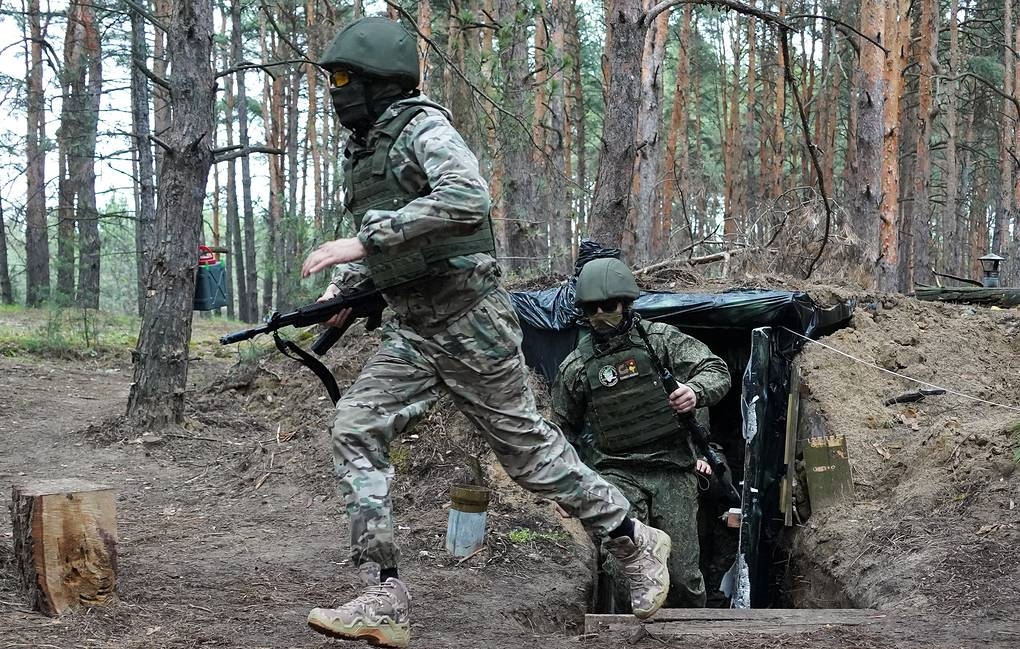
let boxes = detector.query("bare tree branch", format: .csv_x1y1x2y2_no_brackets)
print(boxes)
216,59,315,80
134,57,170,90
149,134,172,153
213,145,285,163
122,0,169,34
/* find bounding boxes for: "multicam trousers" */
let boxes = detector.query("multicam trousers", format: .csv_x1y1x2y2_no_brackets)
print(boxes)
601,467,706,608
329,286,630,569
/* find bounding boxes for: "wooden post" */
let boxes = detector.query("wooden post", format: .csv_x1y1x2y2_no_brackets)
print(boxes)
10,479,117,615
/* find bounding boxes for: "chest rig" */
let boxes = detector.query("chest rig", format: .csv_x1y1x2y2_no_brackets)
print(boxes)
344,105,496,290
578,328,682,453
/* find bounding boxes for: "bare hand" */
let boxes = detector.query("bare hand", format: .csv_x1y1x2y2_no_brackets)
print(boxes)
668,383,697,414
695,459,713,477
317,284,353,329
301,238,368,277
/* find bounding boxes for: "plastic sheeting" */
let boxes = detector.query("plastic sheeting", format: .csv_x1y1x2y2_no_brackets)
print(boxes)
511,285,854,384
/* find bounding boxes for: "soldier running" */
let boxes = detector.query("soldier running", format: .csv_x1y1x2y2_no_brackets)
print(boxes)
300,17,673,648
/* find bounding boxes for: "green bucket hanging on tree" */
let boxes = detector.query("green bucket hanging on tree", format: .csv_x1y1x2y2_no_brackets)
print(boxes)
194,245,228,311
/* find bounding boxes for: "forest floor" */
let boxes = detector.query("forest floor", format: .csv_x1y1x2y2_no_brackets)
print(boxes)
1,284,1019,649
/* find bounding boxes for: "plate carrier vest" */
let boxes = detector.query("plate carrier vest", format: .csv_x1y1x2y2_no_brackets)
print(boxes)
344,105,496,289
577,327,683,453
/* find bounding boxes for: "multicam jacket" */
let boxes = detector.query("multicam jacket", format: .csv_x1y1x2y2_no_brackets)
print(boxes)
330,94,499,336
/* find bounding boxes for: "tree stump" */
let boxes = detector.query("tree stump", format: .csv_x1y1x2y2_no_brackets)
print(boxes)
10,479,118,615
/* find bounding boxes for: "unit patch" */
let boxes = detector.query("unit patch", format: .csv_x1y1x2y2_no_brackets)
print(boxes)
616,358,639,381
598,365,619,387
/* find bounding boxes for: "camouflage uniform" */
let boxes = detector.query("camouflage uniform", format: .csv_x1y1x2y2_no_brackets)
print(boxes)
552,319,731,607
329,95,630,571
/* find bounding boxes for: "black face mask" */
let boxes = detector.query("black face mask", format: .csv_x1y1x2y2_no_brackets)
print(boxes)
330,77,374,134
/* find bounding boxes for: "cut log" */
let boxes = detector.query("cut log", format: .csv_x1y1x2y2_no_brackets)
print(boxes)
10,479,117,615
914,286,1020,307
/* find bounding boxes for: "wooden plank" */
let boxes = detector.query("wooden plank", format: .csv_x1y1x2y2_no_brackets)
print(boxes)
585,608,885,635
10,479,117,616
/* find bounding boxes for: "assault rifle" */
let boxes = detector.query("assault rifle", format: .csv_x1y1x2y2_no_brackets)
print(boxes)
634,319,742,507
220,282,386,403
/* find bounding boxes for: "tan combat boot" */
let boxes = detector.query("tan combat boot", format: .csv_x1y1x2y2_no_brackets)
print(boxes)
307,578,411,648
604,519,671,619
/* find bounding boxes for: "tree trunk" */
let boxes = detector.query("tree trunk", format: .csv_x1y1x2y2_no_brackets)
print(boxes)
723,16,742,241
546,0,572,274
587,1,647,256
771,2,786,205
994,0,1014,257
659,4,692,256
628,2,669,263
232,0,259,322
261,14,279,313
569,0,586,255
743,10,757,216
127,0,216,428
57,0,84,305
0,199,13,304
153,0,171,178
76,3,102,309
941,0,961,276
854,0,885,288
880,0,908,291
417,0,433,94
130,0,157,316
306,0,323,235
910,0,935,288
24,0,50,306
497,0,545,274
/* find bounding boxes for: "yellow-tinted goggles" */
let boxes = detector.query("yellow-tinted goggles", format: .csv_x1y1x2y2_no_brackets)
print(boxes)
329,69,352,88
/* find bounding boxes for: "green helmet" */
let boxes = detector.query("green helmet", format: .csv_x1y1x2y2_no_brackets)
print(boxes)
575,258,640,305
319,17,419,89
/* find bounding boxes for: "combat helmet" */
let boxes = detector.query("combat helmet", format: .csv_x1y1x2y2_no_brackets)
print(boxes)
575,258,640,306
319,17,419,90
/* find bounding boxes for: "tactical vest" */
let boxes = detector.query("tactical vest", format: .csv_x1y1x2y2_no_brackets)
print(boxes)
578,329,683,453
344,105,496,289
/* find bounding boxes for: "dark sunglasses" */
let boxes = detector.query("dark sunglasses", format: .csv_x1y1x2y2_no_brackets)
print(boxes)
580,300,621,316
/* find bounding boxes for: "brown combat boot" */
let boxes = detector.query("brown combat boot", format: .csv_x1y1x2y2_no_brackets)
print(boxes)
307,578,411,648
604,519,671,619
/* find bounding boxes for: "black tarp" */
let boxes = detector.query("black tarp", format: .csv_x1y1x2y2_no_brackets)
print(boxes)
511,284,854,384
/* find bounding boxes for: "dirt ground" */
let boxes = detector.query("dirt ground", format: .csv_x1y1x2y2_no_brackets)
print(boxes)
1,290,1019,649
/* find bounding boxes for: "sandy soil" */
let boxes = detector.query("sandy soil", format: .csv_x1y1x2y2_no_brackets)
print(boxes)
1,293,1018,648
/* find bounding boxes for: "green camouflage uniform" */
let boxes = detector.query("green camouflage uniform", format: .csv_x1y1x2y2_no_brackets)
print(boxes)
329,95,630,571
552,319,731,607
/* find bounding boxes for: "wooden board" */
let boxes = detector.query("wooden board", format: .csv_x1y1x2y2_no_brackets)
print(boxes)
10,479,118,616
585,608,886,636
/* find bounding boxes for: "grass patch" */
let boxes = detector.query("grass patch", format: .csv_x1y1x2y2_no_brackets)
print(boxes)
0,305,246,359
507,527,570,545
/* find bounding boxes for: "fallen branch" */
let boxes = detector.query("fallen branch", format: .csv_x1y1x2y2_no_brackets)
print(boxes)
883,388,947,406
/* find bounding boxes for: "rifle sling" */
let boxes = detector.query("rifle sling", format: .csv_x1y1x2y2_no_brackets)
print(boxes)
273,332,341,405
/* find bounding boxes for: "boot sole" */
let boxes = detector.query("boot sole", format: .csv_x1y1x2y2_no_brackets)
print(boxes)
633,532,671,620
307,618,410,648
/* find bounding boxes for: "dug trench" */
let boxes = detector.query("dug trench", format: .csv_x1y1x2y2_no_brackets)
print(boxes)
0,291,1018,648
